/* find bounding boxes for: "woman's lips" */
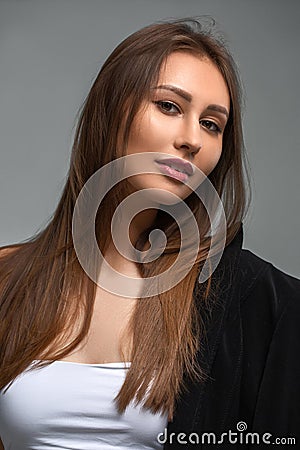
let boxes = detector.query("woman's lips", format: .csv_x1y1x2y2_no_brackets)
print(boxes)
155,158,194,182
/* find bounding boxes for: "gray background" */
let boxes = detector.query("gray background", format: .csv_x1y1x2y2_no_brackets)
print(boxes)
0,0,299,278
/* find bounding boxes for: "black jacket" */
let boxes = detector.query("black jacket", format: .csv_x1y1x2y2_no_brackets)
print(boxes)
163,224,300,449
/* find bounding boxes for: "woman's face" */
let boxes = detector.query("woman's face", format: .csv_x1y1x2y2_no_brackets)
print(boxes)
124,51,230,204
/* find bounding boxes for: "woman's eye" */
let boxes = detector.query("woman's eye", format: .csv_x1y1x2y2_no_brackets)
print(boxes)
154,101,180,114
200,120,221,133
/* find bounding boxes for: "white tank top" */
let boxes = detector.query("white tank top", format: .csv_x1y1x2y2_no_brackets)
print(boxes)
0,360,168,449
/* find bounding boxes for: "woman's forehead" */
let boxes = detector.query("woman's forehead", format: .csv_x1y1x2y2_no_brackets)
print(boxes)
155,52,230,110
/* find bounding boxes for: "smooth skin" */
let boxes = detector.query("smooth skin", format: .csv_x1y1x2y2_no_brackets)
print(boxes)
121,51,230,249
125,51,230,201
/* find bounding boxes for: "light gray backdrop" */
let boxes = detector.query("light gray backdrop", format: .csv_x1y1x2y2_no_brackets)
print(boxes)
0,0,299,277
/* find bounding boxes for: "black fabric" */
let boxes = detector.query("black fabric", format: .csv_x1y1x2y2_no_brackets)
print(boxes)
163,224,300,449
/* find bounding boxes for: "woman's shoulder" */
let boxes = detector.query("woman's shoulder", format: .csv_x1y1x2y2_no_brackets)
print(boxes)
229,250,300,438
237,248,300,323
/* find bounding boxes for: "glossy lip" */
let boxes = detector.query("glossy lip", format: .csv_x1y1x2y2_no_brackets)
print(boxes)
154,157,194,176
155,162,189,183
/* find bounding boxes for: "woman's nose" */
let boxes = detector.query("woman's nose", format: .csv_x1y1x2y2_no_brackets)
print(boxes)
174,120,202,158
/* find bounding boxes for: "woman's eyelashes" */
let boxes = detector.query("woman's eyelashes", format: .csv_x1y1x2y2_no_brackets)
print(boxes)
200,120,222,134
154,100,180,114
153,100,222,134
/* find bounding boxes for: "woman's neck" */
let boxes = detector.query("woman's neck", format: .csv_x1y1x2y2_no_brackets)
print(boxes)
104,207,158,274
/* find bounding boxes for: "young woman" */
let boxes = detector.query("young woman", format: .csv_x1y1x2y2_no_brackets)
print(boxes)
0,18,299,449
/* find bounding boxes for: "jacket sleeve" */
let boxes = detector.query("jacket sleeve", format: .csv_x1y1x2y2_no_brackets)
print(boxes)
246,263,300,446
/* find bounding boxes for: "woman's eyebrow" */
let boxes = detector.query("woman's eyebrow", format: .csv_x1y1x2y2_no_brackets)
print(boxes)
153,84,229,118
154,84,192,102
205,104,229,119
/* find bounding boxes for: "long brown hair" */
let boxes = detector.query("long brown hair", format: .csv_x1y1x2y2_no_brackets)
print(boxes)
0,18,251,420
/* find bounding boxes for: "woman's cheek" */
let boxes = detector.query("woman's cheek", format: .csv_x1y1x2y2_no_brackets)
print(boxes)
196,146,222,177
207,146,223,174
